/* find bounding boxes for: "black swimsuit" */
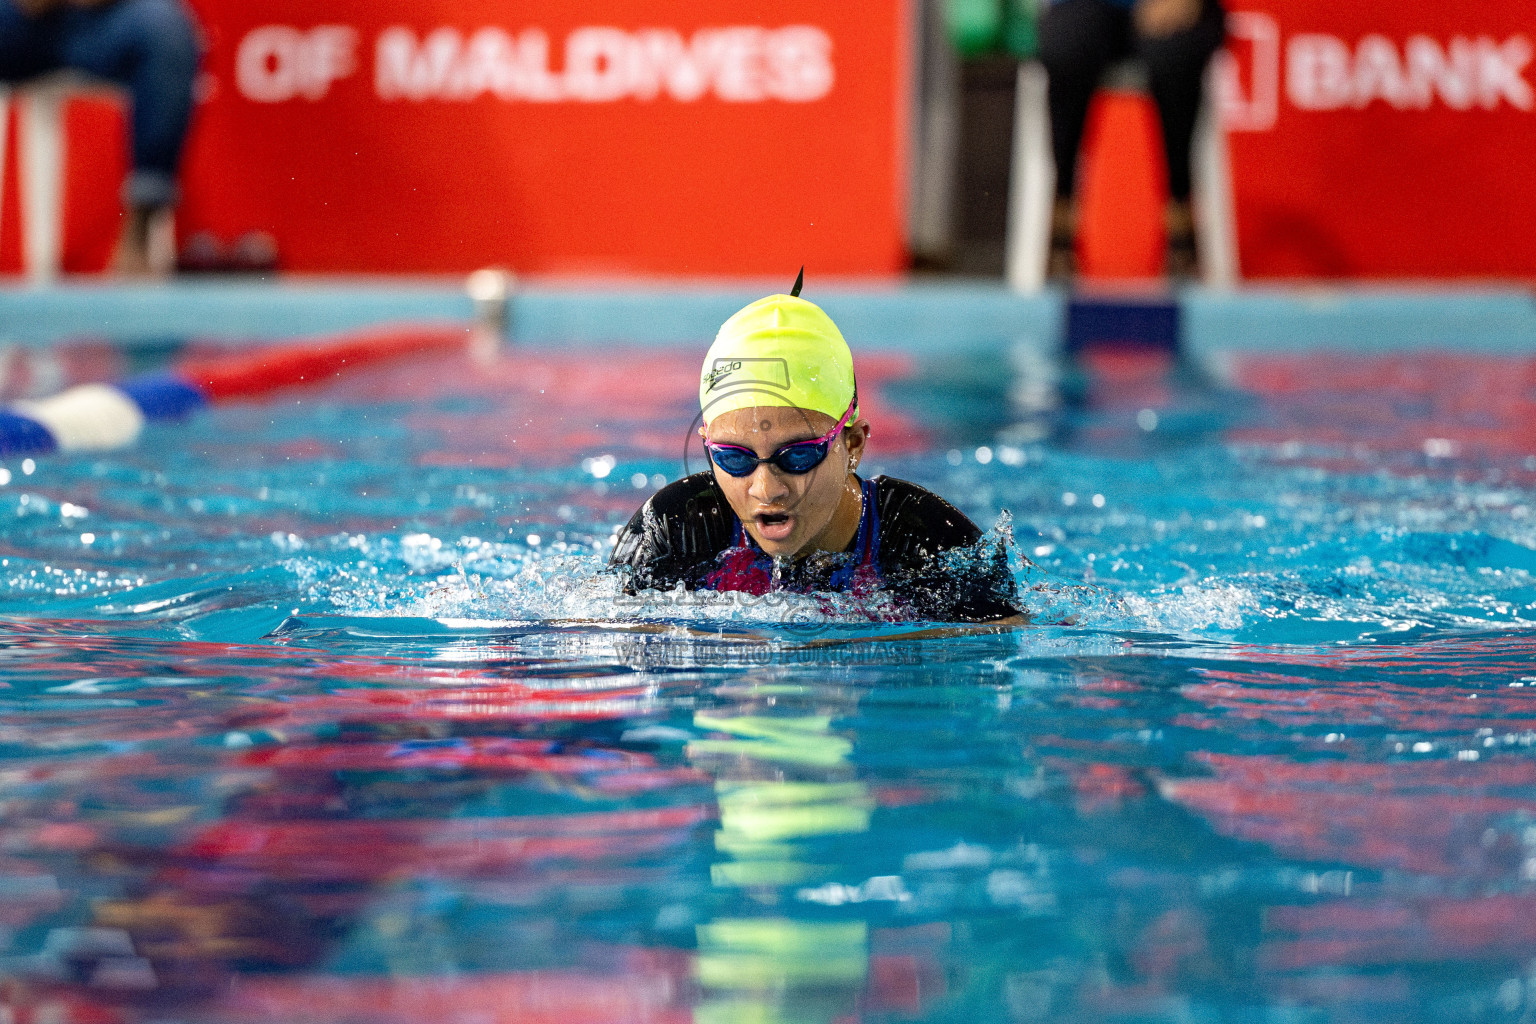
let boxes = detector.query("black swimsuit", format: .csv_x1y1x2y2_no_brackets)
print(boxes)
610,473,1022,622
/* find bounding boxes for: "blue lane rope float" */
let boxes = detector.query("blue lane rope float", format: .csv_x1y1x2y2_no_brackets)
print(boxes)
0,409,59,454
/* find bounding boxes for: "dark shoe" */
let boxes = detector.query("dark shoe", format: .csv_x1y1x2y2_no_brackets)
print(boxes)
177,231,227,274
1048,200,1078,281
1166,226,1199,281
1165,200,1199,281
229,232,280,274
1048,232,1077,281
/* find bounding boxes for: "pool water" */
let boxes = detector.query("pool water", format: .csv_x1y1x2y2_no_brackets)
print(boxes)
2,339,1536,1024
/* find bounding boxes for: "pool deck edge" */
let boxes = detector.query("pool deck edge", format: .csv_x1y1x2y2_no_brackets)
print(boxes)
2,280,1534,354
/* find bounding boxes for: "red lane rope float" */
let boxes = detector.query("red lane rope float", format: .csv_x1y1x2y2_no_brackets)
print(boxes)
178,324,472,401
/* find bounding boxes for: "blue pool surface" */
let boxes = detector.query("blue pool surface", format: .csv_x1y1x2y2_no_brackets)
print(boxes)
2,321,1536,1023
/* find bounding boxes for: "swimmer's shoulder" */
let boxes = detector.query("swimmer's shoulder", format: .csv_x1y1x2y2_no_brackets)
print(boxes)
611,472,734,570
869,475,984,558
638,472,730,524
869,475,1022,622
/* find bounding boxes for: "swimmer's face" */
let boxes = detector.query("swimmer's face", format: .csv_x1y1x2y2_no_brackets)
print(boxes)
705,405,870,559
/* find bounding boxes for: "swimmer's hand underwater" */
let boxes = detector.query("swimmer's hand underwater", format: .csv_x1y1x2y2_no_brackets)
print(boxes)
610,284,1025,625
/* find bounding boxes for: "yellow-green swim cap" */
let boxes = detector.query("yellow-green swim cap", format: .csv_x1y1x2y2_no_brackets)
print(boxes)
699,293,858,427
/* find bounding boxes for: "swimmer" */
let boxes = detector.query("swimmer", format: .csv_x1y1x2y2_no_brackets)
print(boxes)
612,280,1025,623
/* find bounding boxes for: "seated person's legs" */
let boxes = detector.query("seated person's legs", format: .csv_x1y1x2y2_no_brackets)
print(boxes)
56,0,199,273
1037,0,1131,277
0,0,65,86
1137,0,1226,275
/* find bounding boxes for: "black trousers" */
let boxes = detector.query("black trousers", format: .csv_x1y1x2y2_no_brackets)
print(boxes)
0,0,198,208
1037,0,1226,202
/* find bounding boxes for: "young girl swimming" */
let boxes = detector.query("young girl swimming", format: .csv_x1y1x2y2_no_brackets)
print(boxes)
611,284,1024,623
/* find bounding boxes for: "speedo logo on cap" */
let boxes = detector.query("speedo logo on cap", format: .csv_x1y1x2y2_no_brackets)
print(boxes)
702,357,790,393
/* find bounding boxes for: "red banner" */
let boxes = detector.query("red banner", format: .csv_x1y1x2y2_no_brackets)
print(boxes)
171,0,910,275
6,1,1531,280
1218,0,1536,278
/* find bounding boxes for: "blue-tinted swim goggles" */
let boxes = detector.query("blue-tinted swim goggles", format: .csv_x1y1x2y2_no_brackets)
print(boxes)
704,392,858,478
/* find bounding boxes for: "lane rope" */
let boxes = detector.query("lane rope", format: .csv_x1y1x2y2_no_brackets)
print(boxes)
0,324,471,456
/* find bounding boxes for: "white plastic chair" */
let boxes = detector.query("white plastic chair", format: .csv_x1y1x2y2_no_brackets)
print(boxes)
0,73,136,286
1006,57,1240,292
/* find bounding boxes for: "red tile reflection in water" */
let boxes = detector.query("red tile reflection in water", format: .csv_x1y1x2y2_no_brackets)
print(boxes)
1163,753,1536,879
182,806,710,883
1163,750,1536,984
299,348,930,467
0,624,717,1009
217,963,693,1024
0,957,693,1024
1181,669,1536,733
1262,894,1536,972
1076,346,1177,412
1176,637,1536,736
1229,353,1536,458
1224,636,1536,679
0,343,125,403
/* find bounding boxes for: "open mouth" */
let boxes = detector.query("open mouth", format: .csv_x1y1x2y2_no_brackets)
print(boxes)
754,511,795,543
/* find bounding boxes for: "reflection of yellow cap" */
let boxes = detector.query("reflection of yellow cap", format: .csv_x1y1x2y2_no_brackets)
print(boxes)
700,294,858,427
696,919,869,991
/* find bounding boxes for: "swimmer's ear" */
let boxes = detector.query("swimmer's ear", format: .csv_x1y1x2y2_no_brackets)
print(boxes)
844,418,871,461
790,267,804,298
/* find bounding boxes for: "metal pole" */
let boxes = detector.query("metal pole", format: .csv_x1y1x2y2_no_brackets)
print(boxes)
1006,62,1055,293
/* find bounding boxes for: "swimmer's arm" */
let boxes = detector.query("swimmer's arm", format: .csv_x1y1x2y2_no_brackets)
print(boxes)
558,620,768,641
876,491,1027,624
796,615,1029,648
565,618,1027,646
608,508,691,594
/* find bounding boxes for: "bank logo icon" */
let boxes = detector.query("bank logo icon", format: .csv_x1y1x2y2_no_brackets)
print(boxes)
1217,13,1281,132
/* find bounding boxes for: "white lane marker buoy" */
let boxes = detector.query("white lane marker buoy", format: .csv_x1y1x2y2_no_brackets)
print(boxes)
14,384,146,452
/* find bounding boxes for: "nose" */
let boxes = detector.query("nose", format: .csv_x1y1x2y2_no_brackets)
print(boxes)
746,463,789,505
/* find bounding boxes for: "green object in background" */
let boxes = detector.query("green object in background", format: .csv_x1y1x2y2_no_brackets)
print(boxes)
946,0,1039,59
947,0,1004,56
1002,0,1040,59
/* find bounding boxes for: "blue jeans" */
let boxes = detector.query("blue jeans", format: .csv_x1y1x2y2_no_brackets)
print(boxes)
0,0,198,209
